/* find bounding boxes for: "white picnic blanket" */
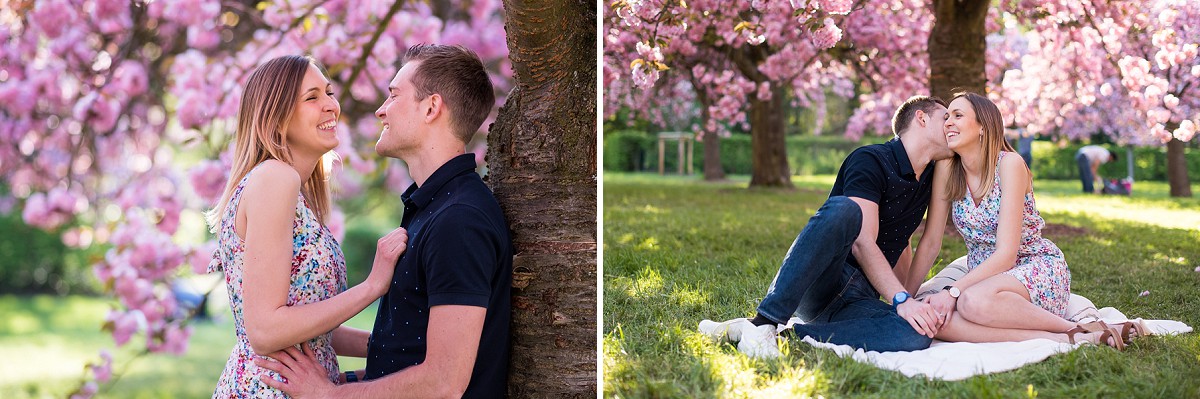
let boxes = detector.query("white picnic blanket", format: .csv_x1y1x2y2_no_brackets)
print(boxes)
706,256,1193,380
785,305,1191,381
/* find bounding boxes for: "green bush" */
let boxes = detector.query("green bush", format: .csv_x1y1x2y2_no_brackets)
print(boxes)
602,132,890,176
1028,141,1200,181
0,212,101,295
342,224,382,285
604,131,1200,181
603,130,655,172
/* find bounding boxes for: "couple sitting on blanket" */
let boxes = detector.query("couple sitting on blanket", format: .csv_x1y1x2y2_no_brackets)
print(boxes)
708,93,1148,358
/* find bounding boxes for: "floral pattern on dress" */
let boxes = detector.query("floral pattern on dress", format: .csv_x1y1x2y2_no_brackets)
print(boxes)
951,151,1071,317
208,164,348,398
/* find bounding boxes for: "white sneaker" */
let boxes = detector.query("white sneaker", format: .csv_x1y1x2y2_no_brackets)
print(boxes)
737,324,782,359
698,318,753,343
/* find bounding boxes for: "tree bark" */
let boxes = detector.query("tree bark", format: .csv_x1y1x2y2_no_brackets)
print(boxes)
1166,135,1192,198
695,90,726,181
727,44,793,188
683,67,725,181
490,0,597,397
748,85,793,188
928,0,989,101
701,127,725,181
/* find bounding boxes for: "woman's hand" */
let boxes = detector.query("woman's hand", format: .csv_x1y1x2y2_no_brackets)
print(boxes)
925,292,956,328
367,227,408,296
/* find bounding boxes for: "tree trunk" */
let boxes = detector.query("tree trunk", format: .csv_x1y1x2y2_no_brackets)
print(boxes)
700,112,726,181
928,0,989,101
491,0,596,397
748,85,793,188
702,130,725,180
1166,135,1192,197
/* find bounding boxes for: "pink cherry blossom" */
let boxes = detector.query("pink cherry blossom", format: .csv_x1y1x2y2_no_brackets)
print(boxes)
188,159,228,205
107,310,143,346
819,0,853,15
90,350,113,383
69,381,98,399
29,0,78,39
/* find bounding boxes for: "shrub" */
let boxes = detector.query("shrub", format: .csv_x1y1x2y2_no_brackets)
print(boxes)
1028,141,1200,181
602,132,891,175
0,211,100,294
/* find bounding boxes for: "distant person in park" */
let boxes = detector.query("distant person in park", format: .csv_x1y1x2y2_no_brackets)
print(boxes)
1006,126,1034,170
1075,144,1118,194
255,45,514,398
703,96,958,356
913,92,1127,349
205,55,409,398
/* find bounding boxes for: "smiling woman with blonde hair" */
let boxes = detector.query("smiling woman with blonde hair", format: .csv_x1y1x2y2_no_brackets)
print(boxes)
205,55,408,398
912,91,1142,349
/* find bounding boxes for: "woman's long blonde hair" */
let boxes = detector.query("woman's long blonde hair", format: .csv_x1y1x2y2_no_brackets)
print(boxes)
205,55,332,231
945,91,1015,202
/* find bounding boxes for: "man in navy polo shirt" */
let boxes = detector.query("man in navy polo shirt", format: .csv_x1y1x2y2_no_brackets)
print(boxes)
703,96,956,357
258,44,513,398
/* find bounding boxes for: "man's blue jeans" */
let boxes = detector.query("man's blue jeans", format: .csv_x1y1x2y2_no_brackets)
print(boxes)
755,196,932,352
1076,153,1094,193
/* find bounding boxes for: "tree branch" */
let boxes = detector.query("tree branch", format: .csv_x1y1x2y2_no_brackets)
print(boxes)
339,0,408,106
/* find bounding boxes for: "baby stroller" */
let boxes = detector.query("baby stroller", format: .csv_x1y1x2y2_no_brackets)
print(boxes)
1101,178,1132,196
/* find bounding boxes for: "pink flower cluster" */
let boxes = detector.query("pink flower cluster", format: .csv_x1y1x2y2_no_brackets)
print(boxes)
995,0,1200,146
21,187,85,230
606,0,933,141
188,159,229,205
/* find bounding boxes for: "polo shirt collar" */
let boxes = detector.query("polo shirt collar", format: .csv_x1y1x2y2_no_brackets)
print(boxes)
401,154,478,209
889,138,917,179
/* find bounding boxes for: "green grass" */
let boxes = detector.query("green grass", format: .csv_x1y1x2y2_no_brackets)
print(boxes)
0,294,378,398
602,172,1200,398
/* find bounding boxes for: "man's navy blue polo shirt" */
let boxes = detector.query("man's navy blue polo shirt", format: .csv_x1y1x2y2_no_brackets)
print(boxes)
364,153,513,397
829,138,934,270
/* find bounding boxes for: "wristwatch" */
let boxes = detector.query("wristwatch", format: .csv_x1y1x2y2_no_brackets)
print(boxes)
892,291,910,308
942,285,960,298
345,370,358,383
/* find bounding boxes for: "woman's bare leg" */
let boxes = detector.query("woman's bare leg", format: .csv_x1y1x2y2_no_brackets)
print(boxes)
956,273,1075,333
936,312,1100,344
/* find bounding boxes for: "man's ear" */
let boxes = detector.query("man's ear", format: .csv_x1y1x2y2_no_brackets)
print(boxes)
425,93,444,123
914,110,927,128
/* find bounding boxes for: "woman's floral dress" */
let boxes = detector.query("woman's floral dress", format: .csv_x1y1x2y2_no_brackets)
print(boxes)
951,151,1071,317
209,165,347,398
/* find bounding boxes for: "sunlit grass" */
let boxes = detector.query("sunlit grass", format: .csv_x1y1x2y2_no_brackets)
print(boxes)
603,172,1200,398
0,295,378,398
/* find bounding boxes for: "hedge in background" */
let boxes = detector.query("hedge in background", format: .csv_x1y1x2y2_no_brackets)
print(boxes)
605,131,1200,180
0,212,100,295
604,131,889,175
1028,141,1200,181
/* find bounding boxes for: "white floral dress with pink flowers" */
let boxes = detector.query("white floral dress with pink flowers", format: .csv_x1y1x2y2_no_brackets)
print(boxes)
951,152,1071,317
208,164,347,398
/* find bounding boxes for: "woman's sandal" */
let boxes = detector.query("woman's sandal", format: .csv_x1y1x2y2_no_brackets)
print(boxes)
1064,325,1126,351
1076,319,1148,345
1075,320,1111,333
1110,318,1150,344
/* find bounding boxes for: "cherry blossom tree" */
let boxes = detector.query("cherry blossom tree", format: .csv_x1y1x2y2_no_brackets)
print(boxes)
994,0,1198,196
606,0,934,188
0,1,510,396
608,0,1196,196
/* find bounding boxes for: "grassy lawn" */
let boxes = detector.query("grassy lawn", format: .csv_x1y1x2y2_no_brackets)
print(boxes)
603,172,1200,398
0,294,378,398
